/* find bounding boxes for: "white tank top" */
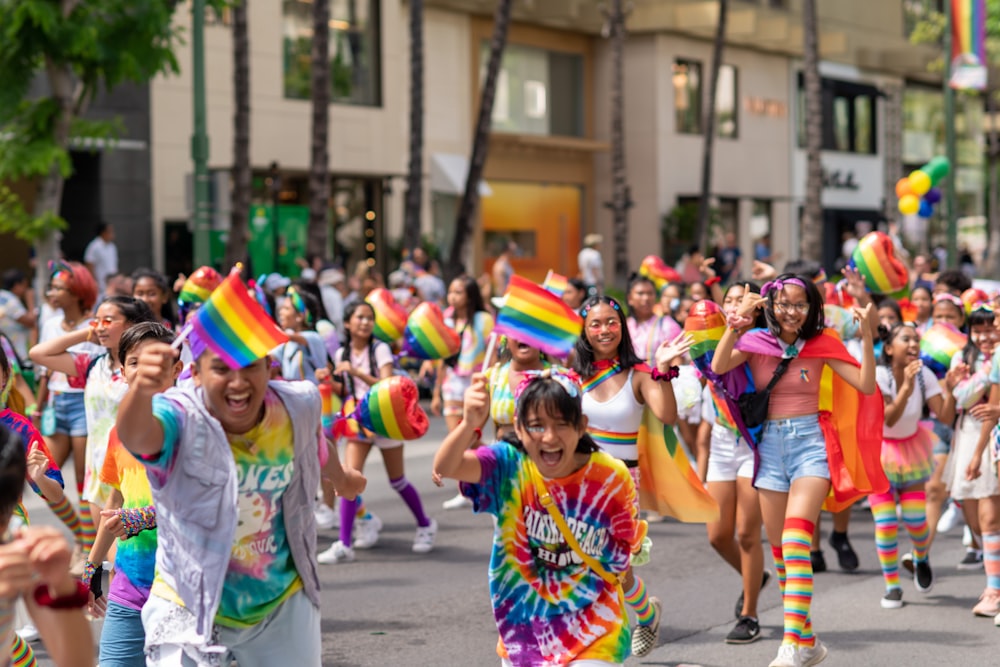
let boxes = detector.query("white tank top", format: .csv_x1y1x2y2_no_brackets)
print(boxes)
582,369,644,462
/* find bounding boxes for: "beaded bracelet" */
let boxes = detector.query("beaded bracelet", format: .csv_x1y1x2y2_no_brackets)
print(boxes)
650,366,680,382
119,506,157,539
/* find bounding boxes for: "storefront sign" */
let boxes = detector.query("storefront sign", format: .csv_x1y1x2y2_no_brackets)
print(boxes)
822,168,860,191
743,96,787,118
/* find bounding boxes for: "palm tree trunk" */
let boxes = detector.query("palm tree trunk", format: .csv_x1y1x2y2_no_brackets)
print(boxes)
801,0,824,262
983,87,1000,276
307,0,331,261
402,0,424,254
606,0,631,288
226,0,251,270
695,0,728,256
448,0,513,278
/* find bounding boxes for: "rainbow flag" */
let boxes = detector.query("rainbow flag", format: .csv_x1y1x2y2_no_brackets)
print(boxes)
542,270,569,297
493,275,582,357
637,409,718,522
684,299,726,368
950,0,987,90
187,270,289,369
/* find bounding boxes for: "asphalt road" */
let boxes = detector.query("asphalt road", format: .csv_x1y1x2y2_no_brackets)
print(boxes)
23,415,1000,666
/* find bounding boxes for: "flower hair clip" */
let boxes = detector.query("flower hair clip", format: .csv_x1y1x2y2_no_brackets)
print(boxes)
581,297,622,320
514,366,582,401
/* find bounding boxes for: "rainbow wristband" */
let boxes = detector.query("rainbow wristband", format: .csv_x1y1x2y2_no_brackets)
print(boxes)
119,506,156,538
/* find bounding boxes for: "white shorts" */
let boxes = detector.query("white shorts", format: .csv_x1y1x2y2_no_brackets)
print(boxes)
706,424,754,483
346,436,403,451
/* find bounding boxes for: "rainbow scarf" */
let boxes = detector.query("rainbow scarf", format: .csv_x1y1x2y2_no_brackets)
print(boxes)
582,359,623,392
733,328,888,511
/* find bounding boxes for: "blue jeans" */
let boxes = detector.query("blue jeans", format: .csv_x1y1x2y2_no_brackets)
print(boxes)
100,600,146,667
52,390,88,437
754,414,830,493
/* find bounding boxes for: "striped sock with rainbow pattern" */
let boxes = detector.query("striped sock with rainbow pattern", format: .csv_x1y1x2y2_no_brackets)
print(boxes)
624,577,655,626
45,496,81,543
870,492,901,590
899,490,929,562
780,517,815,647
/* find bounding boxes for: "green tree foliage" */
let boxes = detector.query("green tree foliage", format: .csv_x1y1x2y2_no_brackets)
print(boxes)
0,0,183,241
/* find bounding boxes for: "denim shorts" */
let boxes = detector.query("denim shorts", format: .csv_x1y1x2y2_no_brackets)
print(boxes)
754,414,830,493
100,600,147,667
52,391,87,437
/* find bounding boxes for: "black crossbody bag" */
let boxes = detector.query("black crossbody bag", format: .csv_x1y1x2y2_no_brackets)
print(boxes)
738,355,794,429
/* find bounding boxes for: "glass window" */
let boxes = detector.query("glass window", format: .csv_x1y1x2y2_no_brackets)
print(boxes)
282,0,382,106
717,65,738,139
674,59,702,134
796,76,878,154
481,43,583,137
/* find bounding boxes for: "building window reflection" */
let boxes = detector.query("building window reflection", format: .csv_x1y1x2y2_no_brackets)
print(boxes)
717,64,738,138
674,59,702,134
282,0,382,107
796,75,878,154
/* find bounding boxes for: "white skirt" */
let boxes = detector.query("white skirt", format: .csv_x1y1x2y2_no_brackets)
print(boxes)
944,414,1000,500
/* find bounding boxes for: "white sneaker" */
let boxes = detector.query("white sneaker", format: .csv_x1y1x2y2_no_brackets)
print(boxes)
317,540,355,564
412,519,438,554
799,639,828,666
963,524,974,548
442,493,473,510
768,643,802,667
938,500,962,534
314,502,337,530
353,514,384,550
16,624,39,643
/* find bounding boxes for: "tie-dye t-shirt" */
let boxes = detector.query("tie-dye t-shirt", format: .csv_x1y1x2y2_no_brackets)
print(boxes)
74,352,127,505
149,388,302,628
460,443,640,666
100,429,157,611
0,408,62,495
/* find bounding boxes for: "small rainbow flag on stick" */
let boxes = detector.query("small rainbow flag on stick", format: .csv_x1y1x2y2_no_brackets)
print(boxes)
542,270,569,297
182,267,289,369
493,275,582,357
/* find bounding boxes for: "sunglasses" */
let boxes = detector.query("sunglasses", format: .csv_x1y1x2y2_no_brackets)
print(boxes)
90,316,124,328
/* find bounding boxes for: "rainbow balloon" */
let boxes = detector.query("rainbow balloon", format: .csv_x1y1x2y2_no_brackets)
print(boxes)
402,302,461,360
920,322,967,378
639,255,682,293
178,266,223,307
683,299,726,373
824,305,859,342
850,232,909,298
365,288,408,343
355,375,429,441
962,287,991,314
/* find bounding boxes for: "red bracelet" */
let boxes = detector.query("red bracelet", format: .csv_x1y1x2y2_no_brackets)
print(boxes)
650,366,680,382
33,579,89,609
472,427,482,442
705,276,721,286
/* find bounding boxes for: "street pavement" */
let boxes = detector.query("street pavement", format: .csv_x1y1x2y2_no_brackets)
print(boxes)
23,413,1000,666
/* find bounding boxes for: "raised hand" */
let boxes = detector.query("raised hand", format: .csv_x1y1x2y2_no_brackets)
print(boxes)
738,285,766,319
461,373,491,431
655,332,693,370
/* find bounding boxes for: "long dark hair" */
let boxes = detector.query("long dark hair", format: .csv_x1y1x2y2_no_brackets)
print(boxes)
963,307,996,367
450,274,487,318
340,301,378,398
574,296,643,379
763,274,825,340
131,268,177,327
0,423,24,524
500,376,598,454
99,295,157,327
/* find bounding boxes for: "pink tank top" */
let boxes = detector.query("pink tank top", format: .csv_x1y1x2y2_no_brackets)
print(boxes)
747,354,825,418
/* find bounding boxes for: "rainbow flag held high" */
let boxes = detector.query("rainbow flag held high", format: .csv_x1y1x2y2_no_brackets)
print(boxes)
950,0,987,90
493,275,582,357
187,269,289,369
637,408,718,522
542,270,569,297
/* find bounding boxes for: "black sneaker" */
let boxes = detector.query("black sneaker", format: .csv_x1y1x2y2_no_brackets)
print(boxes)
725,615,761,644
733,570,772,619
957,549,984,570
880,587,903,609
829,531,859,571
915,558,934,593
811,549,827,573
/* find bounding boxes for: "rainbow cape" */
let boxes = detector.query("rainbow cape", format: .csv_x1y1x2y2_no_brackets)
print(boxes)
187,270,289,369
733,329,888,511
637,408,719,522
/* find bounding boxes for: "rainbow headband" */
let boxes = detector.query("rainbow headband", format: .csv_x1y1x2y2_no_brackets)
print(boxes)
287,286,311,326
514,366,582,401
47,259,72,282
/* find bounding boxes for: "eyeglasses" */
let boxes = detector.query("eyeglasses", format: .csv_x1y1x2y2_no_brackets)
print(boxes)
90,316,124,328
773,302,810,315
587,318,622,332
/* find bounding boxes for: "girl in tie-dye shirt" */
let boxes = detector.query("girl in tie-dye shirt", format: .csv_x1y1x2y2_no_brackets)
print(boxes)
434,368,644,666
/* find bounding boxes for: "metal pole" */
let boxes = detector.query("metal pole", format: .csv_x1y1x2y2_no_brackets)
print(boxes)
191,0,212,268
943,2,958,268
270,162,280,275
